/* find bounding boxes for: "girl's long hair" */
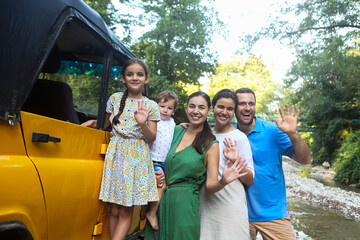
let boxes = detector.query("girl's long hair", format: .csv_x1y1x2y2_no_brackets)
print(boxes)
112,58,149,125
187,91,216,154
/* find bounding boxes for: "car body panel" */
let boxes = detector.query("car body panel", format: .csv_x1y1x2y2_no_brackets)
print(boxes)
0,121,47,240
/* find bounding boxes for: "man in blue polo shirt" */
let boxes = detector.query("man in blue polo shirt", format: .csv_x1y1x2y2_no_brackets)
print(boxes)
235,88,311,240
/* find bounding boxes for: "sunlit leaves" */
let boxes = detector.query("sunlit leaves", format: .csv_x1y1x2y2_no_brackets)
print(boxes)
207,56,277,114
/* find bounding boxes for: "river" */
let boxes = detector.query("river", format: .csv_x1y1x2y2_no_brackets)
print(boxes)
256,157,360,240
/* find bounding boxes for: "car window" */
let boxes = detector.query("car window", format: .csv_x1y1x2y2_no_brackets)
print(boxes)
108,65,126,100
41,61,103,116
21,15,134,125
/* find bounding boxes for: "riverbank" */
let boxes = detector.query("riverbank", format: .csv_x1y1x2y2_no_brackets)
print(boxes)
283,156,360,221
256,158,360,239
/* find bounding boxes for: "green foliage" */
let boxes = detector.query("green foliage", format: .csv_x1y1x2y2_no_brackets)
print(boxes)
285,37,360,164
240,0,360,51
334,130,360,187
128,0,221,120
85,0,137,43
84,0,119,30
132,0,219,83
290,0,360,38
207,56,278,114
243,0,360,170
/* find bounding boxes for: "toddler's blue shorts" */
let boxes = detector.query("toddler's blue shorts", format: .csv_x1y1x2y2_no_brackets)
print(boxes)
153,161,165,173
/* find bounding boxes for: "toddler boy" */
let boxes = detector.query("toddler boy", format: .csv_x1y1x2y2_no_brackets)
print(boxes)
147,90,178,230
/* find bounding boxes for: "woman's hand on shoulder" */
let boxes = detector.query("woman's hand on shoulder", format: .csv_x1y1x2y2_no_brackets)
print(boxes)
179,122,190,129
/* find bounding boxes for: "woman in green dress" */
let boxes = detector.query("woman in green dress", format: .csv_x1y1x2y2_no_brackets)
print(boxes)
144,91,247,240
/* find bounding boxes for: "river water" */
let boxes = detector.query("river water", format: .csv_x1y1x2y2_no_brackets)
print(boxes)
288,198,360,240
262,158,360,240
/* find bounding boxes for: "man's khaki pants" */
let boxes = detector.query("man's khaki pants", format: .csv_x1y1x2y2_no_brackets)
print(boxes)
249,216,296,240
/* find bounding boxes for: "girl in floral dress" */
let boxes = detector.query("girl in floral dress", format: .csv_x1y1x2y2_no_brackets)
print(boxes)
82,58,160,240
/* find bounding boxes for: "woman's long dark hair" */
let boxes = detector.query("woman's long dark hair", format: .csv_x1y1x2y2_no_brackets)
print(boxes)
187,91,216,154
112,58,149,125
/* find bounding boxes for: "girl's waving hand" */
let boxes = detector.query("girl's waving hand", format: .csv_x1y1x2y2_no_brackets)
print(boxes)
135,100,150,126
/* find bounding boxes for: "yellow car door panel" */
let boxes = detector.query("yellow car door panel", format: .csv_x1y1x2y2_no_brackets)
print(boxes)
21,111,108,240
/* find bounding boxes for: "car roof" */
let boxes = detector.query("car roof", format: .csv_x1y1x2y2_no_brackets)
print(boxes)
0,0,135,123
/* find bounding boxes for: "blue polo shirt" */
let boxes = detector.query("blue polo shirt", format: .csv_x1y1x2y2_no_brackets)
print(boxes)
236,117,294,222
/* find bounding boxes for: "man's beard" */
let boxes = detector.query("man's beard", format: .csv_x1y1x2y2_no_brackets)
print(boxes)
238,115,254,126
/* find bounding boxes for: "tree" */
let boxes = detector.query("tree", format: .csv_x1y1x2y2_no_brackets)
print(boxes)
286,36,360,164
128,0,222,122
243,0,360,166
84,0,119,30
282,0,360,38
334,130,360,187
207,56,277,115
241,0,360,50
85,0,136,43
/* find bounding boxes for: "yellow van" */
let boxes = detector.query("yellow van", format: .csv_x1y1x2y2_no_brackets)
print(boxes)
0,0,145,239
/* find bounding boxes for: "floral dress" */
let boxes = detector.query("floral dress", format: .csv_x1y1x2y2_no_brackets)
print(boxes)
99,92,160,206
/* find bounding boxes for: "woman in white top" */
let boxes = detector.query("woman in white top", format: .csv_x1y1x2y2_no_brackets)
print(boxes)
200,89,254,240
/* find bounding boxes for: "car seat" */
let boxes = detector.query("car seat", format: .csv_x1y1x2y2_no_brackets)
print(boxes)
22,79,80,124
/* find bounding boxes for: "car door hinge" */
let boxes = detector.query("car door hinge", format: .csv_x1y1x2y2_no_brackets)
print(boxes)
100,144,108,154
6,113,17,126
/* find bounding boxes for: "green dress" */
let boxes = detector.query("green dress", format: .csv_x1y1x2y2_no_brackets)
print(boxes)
144,126,217,240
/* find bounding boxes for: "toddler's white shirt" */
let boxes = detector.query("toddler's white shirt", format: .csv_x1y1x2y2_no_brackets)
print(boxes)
149,117,176,162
